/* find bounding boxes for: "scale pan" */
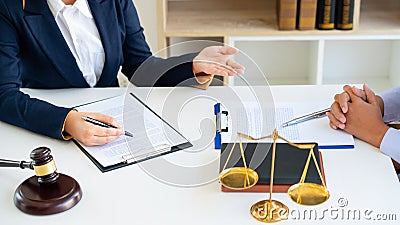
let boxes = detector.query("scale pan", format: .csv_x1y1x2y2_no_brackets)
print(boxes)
219,167,258,190
250,199,289,222
288,183,330,206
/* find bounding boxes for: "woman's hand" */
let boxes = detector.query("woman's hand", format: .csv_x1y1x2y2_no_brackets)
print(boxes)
192,46,245,76
64,110,123,146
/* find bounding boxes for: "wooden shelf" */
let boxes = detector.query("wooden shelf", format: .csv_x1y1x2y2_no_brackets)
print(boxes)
159,0,400,89
166,0,276,37
359,0,400,34
164,0,400,38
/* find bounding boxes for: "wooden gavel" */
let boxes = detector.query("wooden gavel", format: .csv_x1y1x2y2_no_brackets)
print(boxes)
0,147,82,215
0,147,59,184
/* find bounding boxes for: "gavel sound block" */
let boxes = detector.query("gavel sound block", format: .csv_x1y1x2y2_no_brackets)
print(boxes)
0,147,82,215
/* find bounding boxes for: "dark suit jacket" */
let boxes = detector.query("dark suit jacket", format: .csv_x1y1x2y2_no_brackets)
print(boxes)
0,0,197,139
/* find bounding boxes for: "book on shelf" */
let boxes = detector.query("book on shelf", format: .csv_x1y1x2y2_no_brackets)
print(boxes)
335,0,354,30
296,0,318,30
316,0,336,30
277,0,298,30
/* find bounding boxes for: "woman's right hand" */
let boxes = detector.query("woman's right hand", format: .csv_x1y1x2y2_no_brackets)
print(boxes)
64,110,123,146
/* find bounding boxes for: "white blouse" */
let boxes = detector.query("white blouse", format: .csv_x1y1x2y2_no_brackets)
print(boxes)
47,0,105,87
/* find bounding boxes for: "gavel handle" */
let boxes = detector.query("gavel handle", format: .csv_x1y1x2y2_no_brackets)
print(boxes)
0,159,33,170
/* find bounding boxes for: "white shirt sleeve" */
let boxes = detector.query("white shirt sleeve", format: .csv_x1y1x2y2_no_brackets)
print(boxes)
378,87,400,170
378,87,400,122
380,128,400,164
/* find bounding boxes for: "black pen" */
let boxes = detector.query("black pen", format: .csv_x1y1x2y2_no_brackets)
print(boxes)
81,116,133,137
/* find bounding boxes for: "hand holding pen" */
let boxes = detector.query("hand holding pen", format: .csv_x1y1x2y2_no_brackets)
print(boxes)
64,111,127,146
81,116,133,137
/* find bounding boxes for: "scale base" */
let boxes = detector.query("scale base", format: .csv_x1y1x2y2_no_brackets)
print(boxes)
14,173,82,215
250,199,289,223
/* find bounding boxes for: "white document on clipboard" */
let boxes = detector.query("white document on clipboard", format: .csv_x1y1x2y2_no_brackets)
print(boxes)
74,93,192,172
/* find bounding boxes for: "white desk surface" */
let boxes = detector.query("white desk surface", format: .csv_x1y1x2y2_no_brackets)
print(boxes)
1,85,399,225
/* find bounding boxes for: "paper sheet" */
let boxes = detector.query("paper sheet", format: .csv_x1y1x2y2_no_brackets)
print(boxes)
75,94,189,167
221,101,354,149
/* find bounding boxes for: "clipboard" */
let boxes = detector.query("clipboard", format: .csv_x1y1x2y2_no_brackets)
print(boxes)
73,93,193,172
214,103,228,149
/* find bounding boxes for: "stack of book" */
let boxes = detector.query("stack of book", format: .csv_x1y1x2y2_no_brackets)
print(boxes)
277,0,355,30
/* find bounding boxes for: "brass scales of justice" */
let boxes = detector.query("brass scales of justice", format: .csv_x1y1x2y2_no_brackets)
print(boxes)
219,129,330,223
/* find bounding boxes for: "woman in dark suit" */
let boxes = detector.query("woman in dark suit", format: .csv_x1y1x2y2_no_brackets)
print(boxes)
0,0,244,146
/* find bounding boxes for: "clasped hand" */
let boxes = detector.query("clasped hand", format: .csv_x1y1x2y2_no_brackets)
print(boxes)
327,84,388,148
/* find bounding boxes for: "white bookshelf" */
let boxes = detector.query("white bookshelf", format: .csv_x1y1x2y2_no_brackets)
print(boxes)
158,0,400,92
228,35,400,92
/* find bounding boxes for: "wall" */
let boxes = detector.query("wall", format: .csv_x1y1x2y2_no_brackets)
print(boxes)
132,0,158,52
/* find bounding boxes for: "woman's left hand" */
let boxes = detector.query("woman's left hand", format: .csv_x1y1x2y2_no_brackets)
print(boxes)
193,46,245,76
